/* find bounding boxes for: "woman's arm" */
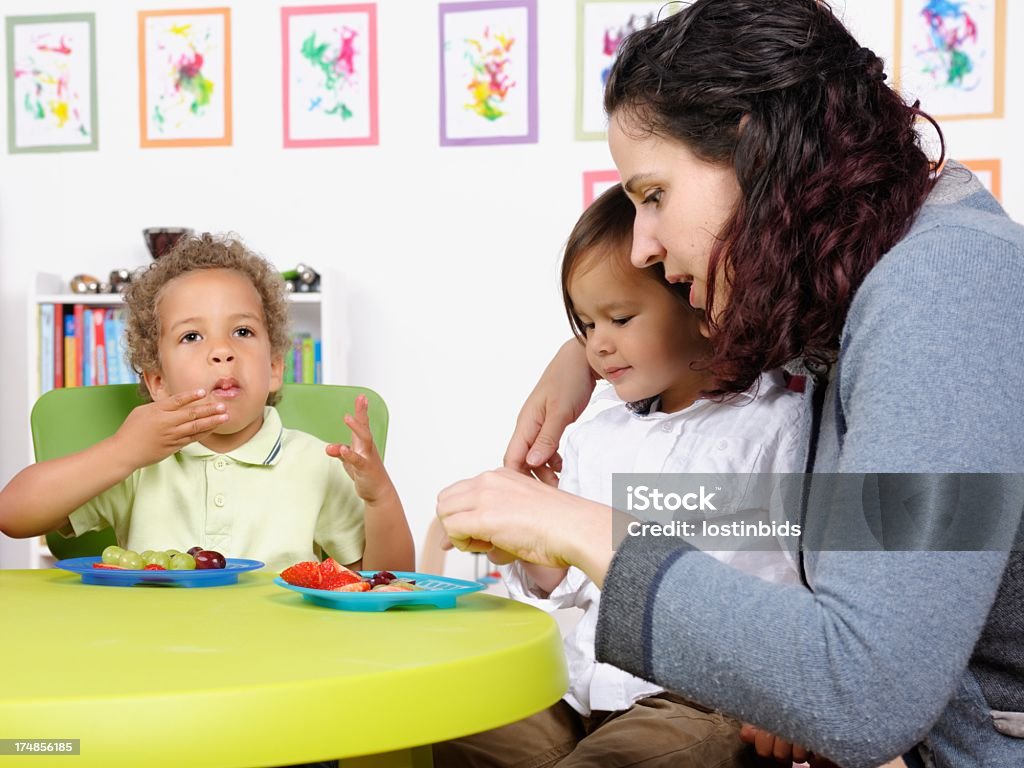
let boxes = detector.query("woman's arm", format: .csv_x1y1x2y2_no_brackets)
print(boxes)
503,338,596,483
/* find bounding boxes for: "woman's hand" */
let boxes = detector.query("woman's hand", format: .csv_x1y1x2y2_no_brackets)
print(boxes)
503,339,596,485
113,389,229,470
739,723,840,766
437,467,616,586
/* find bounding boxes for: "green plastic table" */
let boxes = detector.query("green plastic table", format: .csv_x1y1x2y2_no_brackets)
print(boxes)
0,569,568,768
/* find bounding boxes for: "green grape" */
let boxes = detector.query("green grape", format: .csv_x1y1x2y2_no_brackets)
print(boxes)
146,552,171,569
139,550,157,563
164,549,183,557
169,553,196,570
118,550,144,570
101,545,124,565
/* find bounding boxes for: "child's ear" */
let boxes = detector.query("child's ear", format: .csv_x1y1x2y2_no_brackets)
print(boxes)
142,369,168,401
269,354,284,393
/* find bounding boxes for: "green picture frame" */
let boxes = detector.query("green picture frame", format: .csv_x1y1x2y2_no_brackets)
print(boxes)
575,0,666,141
6,13,99,154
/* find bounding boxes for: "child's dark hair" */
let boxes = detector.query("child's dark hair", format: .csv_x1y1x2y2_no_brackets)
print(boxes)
561,184,686,339
605,0,943,395
124,232,291,405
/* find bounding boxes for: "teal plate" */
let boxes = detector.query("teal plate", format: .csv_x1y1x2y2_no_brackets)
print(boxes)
273,571,485,611
55,556,264,587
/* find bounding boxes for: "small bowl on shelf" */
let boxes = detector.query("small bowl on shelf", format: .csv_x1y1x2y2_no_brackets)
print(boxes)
143,228,193,260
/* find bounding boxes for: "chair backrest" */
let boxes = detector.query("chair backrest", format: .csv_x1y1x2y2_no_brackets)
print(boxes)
31,383,389,560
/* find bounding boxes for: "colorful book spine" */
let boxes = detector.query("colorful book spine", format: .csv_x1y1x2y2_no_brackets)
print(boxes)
301,336,315,385
92,309,107,386
115,310,137,384
83,308,94,386
64,312,78,388
39,304,55,394
53,304,65,389
73,304,85,388
314,340,322,384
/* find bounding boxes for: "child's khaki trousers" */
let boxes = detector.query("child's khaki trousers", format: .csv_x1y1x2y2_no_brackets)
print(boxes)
432,692,758,768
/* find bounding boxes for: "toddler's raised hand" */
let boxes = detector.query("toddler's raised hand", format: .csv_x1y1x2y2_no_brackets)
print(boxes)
113,389,229,470
326,395,396,506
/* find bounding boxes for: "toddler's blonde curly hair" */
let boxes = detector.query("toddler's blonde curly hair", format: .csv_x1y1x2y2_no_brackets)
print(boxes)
124,232,291,405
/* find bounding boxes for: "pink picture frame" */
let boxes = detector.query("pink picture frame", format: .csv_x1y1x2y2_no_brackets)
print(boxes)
582,169,620,208
282,4,379,148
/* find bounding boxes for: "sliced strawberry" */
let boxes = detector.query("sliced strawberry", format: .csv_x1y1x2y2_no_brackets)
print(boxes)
280,561,323,588
143,564,167,571
333,580,371,592
319,557,343,576
91,563,125,570
321,570,362,590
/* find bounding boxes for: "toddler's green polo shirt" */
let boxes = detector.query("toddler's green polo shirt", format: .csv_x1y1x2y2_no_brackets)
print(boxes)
63,407,364,572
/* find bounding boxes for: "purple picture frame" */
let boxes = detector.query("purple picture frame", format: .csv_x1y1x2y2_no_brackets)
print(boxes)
438,0,538,146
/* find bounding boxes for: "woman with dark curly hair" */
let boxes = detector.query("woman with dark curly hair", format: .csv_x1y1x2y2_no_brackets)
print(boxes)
437,2,1024,766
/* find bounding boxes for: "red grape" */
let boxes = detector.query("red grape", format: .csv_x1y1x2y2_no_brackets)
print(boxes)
194,550,226,569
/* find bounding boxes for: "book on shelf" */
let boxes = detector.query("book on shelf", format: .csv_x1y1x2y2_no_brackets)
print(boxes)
283,332,321,384
39,305,55,394
74,305,85,388
92,309,108,386
63,310,78,388
39,304,138,393
54,304,64,389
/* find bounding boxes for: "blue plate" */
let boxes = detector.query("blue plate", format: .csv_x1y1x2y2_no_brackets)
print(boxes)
274,571,485,611
55,556,264,587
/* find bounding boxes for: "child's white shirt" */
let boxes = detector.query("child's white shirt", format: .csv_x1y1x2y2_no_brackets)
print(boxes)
501,371,808,715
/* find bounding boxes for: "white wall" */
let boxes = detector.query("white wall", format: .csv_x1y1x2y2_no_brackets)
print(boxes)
2,0,1022,571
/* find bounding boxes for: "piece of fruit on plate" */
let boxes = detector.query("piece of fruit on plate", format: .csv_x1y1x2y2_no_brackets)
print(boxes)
281,558,361,590
319,558,363,590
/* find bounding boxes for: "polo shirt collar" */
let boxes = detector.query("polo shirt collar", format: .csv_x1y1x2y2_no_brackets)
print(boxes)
179,406,284,466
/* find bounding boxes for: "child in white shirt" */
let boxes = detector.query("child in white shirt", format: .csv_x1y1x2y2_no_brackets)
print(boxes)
435,185,805,767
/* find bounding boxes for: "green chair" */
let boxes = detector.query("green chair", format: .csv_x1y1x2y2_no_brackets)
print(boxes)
30,383,389,560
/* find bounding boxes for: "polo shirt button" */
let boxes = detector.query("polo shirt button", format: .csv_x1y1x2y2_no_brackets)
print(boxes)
661,422,673,433
214,494,226,507
214,458,227,470
717,440,728,450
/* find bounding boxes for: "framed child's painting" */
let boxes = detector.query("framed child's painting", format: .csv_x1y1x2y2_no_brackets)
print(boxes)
281,4,378,148
439,0,537,147
962,159,1002,202
6,13,98,154
138,7,232,147
576,0,664,140
583,169,620,208
894,0,1006,120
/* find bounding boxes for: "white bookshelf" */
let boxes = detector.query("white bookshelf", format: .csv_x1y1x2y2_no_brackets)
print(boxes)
13,269,348,569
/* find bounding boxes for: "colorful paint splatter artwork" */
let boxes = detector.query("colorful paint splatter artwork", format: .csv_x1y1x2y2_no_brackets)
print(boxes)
577,1,664,139
6,14,97,152
915,1,984,89
439,0,537,146
599,11,654,86
139,9,231,146
896,0,1004,119
283,5,378,147
462,26,517,121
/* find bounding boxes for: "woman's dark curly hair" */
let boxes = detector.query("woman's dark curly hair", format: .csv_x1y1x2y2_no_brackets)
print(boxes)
124,232,291,405
605,0,944,394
